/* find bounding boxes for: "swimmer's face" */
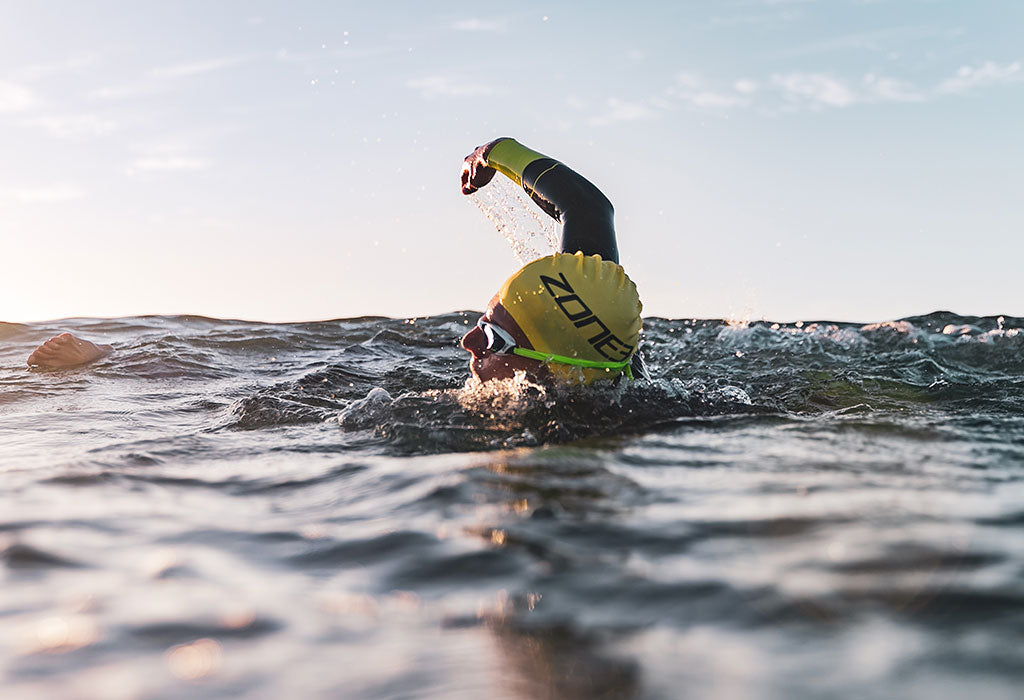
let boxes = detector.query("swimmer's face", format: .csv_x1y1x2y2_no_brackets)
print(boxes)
460,296,547,383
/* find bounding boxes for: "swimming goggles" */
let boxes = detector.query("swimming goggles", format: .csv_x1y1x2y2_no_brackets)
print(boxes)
476,320,634,380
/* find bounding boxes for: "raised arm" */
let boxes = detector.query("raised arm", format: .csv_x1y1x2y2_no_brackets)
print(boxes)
461,138,619,263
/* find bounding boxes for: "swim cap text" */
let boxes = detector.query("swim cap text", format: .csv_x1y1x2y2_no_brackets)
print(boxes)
539,273,635,362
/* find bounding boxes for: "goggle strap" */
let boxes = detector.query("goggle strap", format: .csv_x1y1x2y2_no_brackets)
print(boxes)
512,347,635,379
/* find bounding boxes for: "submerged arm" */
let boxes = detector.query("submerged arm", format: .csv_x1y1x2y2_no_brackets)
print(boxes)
462,138,619,263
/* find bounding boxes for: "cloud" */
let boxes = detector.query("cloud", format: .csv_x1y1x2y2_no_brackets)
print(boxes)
89,82,163,101
0,81,35,113
936,61,1022,94
665,72,752,110
862,74,923,102
131,156,211,172
675,71,703,90
150,56,249,79
734,79,759,94
14,53,100,82
709,13,786,27
588,98,658,126
453,18,505,32
771,24,963,59
2,184,85,203
689,91,749,108
708,0,807,28
659,58,1019,116
763,62,1015,110
92,55,250,101
23,114,119,138
407,75,497,98
771,72,856,107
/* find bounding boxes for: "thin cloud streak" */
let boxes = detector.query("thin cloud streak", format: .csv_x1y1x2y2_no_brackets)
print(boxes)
937,61,1022,94
708,11,803,28
689,91,749,108
91,54,253,101
771,72,856,108
735,79,759,94
2,185,86,203
14,53,101,82
407,75,497,98
665,72,753,110
769,24,965,58
862,74,923,102
453,18,506,32
660,59,1019,115
588,98,659,126
150,56,250,79
23,114,119,138
130,156,212,172
89,82,165,101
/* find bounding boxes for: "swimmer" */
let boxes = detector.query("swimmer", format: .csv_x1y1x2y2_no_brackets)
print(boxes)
26,332,112,369
460,137,645,385
25,138,645,384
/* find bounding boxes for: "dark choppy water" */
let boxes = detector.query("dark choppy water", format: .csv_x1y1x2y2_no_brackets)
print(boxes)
2,312,1023,699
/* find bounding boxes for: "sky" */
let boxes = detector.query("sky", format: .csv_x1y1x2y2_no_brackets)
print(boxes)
1,0,1021,324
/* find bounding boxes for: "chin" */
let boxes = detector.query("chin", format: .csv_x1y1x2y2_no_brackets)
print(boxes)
469,355,519,383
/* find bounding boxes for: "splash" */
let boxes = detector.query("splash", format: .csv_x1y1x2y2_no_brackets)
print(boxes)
861,320,915,334
467,177,559,264
457,372,555,415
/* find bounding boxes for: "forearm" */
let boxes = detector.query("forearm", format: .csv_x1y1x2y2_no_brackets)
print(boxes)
485,139,619,263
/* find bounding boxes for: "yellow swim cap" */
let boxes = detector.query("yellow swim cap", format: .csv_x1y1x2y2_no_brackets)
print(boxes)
498,252,642,384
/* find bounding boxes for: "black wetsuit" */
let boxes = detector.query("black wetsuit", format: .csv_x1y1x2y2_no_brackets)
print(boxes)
521,155,647,380
481,137,647,380
522,158,619,264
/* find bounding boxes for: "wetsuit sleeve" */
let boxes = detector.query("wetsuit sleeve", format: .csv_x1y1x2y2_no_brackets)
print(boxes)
485,139,619,264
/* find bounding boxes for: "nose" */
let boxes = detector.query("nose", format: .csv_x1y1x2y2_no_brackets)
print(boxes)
461,324,486,356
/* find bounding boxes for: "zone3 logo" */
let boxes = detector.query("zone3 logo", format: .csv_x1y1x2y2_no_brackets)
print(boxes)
539,273,634,362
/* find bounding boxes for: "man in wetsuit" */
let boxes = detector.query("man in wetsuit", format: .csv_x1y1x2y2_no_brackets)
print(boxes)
26,138,644,380
459,137,645,385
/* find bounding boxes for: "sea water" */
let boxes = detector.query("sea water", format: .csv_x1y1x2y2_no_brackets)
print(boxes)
1,311,1023,699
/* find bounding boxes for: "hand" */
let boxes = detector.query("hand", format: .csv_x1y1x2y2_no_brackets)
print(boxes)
460,138,507,195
